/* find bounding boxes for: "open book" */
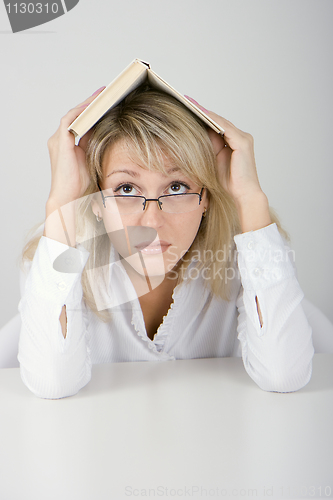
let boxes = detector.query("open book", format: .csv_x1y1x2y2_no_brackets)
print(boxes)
68,59,224,139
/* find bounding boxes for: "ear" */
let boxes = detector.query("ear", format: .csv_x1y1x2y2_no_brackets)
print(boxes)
91,198,102,219
202,189,210,211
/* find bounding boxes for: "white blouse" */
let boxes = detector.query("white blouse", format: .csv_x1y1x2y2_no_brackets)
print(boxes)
18,223,314,399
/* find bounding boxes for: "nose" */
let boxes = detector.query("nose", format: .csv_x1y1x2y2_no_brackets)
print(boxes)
139,199,164,228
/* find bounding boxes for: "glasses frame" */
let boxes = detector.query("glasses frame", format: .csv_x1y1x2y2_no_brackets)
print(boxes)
97,183,205,214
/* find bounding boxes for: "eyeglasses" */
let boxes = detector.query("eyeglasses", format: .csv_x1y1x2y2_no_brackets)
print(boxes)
97,184,205,215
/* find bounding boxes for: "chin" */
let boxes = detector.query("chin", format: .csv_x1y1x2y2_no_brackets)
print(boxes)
122,252,167,279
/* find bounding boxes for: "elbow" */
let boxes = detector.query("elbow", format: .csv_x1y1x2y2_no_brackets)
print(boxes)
253,359,313,393
20,364,91,399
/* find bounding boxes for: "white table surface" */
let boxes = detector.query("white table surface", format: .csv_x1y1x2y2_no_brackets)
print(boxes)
0,355,332,500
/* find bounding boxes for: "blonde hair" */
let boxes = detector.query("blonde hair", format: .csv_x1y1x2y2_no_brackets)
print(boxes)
23,85,286,318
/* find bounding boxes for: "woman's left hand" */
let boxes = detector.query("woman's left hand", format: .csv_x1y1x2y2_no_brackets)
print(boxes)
185,97,272,232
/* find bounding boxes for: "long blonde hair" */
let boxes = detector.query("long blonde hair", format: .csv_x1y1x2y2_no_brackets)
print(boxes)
23,85,285,318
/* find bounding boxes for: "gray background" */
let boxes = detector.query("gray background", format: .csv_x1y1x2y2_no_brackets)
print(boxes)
1,0,332,327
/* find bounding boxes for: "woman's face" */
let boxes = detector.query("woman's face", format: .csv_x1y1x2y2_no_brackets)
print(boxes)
93,140,208,281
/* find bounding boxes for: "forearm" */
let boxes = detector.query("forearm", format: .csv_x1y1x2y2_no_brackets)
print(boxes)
235,191,272,233
44,199,77,247
234,223,314,392
237,279,314,392
19,301,91,399
18,236,91,398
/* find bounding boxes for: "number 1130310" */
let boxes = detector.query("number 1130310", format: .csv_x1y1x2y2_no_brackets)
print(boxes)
6,3,60,14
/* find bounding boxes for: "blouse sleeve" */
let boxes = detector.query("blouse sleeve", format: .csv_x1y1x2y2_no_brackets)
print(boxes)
18,236,91,399
234,223,314,392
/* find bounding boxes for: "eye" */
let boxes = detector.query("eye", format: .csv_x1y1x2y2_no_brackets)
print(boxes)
114,183,138,196
167,182,191,195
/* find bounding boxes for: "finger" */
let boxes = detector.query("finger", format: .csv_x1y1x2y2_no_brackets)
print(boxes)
60,86,106,129
184,95,210,115
75,86,106,109
78,128,92,151
207,129,227,155
206,111,255,153
185,96,233,150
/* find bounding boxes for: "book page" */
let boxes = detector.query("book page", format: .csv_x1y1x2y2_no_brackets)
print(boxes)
147,70,224,135
69,60,149,138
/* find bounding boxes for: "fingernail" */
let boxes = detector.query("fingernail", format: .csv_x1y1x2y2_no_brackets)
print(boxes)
78,103,89,109
184,95,198,104
199,105,209,114
92,86,106,96
184,95,209,114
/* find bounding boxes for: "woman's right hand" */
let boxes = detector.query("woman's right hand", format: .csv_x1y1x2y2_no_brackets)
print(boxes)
44,87,105,246
46,87,105,210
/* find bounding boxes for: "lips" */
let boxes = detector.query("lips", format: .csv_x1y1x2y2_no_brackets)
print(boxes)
134,240,171,254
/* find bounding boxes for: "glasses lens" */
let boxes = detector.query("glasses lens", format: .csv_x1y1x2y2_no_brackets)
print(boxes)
160,194,200,213
103,193,201,214
104,196,144,214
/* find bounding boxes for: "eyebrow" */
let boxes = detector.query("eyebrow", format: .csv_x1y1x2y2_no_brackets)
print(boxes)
106,166,181,178
106,169,139,178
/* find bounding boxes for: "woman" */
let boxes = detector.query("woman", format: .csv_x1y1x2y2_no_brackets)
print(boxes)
18,84,314,398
